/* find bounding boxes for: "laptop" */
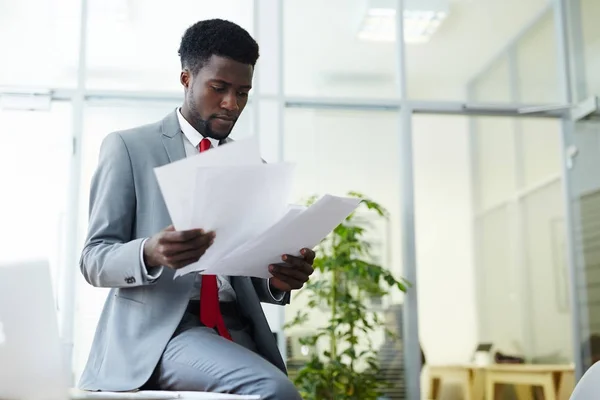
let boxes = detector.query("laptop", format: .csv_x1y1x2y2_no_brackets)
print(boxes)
0,259,68,400
0,260,260,400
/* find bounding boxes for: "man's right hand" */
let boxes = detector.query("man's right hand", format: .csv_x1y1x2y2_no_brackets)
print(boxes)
143,225,215,269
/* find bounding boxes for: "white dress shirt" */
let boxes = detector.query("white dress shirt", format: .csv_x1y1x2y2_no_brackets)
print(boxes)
140,109,284,302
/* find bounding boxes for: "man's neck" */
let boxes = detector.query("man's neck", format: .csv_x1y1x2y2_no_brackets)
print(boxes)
179,105,196,130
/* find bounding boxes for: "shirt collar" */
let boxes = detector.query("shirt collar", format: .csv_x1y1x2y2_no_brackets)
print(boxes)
177,108,219,149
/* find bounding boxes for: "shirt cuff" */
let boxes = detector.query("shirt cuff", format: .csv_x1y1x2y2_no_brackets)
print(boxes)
267,278,287,302
140,238,163,281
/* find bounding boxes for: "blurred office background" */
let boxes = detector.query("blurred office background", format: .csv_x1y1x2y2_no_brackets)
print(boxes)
1,0,600,398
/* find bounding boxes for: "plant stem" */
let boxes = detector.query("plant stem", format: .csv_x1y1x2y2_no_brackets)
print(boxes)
348,281,355,372
330,267,338,361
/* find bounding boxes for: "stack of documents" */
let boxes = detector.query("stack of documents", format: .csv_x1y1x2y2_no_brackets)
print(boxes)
154,136,361,279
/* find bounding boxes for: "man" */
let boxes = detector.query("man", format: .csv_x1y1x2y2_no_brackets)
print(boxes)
78,19,313,399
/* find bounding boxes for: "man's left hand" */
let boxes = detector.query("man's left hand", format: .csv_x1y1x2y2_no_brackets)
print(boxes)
269,248,315,292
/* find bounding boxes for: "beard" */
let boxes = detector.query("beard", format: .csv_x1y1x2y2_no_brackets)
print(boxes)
187,95,236,141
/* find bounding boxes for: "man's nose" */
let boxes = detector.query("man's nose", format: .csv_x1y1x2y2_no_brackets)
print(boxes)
221,91,240,112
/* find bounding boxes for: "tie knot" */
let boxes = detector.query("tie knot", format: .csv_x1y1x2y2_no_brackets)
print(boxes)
199,138,211,153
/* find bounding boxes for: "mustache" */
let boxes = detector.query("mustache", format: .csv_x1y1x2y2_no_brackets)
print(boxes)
209,114,238,122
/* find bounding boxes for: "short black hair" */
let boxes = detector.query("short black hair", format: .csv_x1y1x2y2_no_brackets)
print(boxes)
178,19,259,75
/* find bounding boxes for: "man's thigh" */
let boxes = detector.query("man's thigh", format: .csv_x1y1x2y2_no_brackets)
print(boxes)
154,326,300,400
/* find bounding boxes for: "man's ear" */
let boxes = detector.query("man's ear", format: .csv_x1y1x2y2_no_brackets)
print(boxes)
180,70,191,89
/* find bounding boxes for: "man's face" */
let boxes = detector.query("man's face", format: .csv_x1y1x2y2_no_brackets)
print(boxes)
180,55,253,141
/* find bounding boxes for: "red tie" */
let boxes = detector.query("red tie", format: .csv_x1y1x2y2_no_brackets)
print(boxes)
198,138,232,340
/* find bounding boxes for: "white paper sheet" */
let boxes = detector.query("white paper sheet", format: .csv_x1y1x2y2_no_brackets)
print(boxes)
153,136,361,279
70,390,178,400
176,392,260,400
208,195,361,278
173,163,295,278
70,390,259,400
154,136,262,230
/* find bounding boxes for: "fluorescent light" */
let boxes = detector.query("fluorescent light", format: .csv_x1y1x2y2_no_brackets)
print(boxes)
357,9,396,42
357,0,449,43
404,10,448,43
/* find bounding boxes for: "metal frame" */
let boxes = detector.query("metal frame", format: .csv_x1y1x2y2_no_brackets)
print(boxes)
0,0,590,394
275,0,287,363
252,0,288,363
554,0,584,382
395,1,420,398
58,0,88,384
508,44,537,361
566,0,587,102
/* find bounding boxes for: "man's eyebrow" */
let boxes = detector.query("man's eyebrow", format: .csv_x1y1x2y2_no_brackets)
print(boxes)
209,79,252,89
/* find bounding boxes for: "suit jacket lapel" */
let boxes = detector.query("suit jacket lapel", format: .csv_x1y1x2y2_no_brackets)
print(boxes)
161,109,186,163
161,111,235,161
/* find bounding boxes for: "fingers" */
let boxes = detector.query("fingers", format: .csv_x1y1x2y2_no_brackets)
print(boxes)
162,245,210,270
154,228,215,269
269,275,302,292
269,262,310,283
159,232,214,256
280,254,314,276
300,248,316,263
268,250,315,291
167,245,210,262
269,277,293,292
162,228,212,243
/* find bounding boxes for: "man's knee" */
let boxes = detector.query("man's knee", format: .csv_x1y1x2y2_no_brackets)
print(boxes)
259,374,301,400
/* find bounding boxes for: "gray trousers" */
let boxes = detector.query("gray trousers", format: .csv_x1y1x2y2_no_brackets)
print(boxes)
150,307,301,400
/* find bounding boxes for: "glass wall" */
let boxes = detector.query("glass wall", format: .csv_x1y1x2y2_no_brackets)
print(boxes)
282,108,405,396
464,0,571,369
411,114,476,369
85,0,253,92
568,0,600,101
0,0,81,87
0,102,72,303
283,0,399,99
407,0,557,101
413,113,569,399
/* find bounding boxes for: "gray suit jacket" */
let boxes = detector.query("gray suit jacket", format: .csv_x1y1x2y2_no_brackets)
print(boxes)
78,110,290,391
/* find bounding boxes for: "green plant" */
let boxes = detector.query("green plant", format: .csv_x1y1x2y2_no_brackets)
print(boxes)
285,192,410,400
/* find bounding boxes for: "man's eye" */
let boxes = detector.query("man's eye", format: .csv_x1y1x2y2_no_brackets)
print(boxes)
212,86,226,92
238,92,249,97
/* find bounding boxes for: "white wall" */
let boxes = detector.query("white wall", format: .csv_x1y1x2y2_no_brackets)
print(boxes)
413,115,477,364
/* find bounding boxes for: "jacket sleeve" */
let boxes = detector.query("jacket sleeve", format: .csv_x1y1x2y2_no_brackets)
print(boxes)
252,277,290,305
79,132,163,288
